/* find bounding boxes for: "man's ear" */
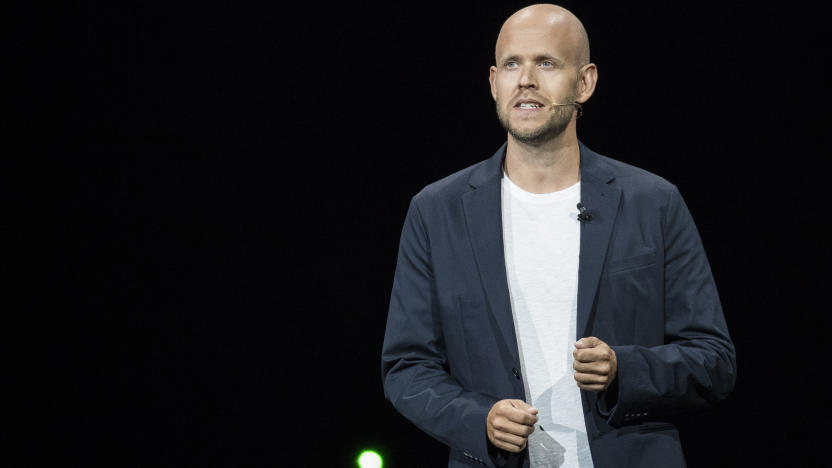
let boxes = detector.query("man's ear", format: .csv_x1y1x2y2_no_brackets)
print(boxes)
489,65,498,101
575,63,597,104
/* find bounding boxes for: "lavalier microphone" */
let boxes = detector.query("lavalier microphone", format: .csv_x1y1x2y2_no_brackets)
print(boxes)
576,202,592,222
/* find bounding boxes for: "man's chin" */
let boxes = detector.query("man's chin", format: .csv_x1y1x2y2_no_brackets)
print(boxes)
509,127,559,145
508,124,543,139
497,111,569,144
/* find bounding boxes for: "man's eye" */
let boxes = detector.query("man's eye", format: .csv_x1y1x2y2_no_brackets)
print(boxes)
505,61,518,69
540,61,554,68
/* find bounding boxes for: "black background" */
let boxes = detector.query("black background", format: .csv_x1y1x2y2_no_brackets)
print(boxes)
8,1,828,466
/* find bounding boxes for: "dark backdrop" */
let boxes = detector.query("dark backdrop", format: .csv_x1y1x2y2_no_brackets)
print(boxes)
8,1,828,466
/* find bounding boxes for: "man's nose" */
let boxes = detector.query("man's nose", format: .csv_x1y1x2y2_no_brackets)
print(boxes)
519,66,538,89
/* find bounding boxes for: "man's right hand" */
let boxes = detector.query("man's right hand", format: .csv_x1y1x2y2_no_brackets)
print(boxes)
486,399,538,453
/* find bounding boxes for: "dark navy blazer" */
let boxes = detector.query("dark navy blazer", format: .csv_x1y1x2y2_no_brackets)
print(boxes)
381,142,736,467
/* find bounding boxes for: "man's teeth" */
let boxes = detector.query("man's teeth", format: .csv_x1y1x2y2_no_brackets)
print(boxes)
518,103,542,109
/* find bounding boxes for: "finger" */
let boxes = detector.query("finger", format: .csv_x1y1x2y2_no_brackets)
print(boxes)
577,382,606,392
500,406,539,425
494,429,530,448
575,336,603,348
573,360,611,375
573,347,609,363
574,372,607,385
493,418,536,437
492,436,526,453
508,399,538,415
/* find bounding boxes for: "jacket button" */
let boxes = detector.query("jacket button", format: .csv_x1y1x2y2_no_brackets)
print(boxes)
512,368,521,379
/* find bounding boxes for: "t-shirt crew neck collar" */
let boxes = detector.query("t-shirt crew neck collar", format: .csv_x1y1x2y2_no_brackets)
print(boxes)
502,171,581,203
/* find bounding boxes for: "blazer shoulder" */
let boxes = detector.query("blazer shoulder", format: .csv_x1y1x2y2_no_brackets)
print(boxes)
596,152,677,197
411,159,485,205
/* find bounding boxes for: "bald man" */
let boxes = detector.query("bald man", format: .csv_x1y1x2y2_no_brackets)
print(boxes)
382,4,735,468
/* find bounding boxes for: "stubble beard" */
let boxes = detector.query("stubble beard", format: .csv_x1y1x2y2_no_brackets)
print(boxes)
496,91,578,145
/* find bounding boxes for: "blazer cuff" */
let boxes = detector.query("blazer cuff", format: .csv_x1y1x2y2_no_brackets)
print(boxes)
486,438,509,467
596,374,620,418
598,344,631,426
487,439,527,468
457,400,501,467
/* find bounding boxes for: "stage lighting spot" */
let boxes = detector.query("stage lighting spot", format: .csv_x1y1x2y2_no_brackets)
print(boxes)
357,450,382,468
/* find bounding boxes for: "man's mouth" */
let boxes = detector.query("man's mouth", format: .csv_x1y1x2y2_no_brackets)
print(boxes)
514,100,545,110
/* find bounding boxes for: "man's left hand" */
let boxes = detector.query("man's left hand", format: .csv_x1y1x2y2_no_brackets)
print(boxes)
573,336,617,392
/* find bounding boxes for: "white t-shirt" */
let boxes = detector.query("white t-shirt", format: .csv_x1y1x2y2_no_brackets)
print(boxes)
501,172,594,468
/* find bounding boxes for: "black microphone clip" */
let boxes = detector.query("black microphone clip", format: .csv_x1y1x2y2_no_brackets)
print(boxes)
576,202,592,222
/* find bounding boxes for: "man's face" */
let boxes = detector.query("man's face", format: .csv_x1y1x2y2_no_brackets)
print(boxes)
490,23,583,145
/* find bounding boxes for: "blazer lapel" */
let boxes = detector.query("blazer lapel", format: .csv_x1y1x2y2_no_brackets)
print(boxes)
576,143,622,340
461,143,520,365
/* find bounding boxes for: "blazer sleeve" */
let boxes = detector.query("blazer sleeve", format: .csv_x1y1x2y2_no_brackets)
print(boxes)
381,196,503,467
598,185,737,427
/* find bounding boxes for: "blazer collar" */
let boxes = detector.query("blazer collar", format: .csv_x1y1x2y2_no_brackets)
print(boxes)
467,140,617,189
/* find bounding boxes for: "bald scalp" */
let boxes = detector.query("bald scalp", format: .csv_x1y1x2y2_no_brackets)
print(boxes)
495,4,590,67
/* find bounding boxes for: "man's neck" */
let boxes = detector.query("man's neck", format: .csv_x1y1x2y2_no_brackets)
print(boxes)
504,132,581,194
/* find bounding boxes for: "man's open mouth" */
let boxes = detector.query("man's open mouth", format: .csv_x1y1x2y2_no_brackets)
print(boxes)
515,100,545,109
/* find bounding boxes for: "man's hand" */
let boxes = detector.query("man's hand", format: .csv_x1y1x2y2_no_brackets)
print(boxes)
486,399,538,453
573,336,618,392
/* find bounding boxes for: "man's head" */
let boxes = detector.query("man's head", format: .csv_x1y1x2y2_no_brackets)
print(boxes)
489,4,597,145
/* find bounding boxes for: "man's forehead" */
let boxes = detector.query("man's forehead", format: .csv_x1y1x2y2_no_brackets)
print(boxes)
494,5,589,65
495,29,571,61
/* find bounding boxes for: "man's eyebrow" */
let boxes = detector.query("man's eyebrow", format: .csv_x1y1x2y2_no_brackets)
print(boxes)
536,54,563,64
500,54,564,64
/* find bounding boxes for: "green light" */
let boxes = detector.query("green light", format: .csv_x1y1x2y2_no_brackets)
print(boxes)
357,450,383,468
